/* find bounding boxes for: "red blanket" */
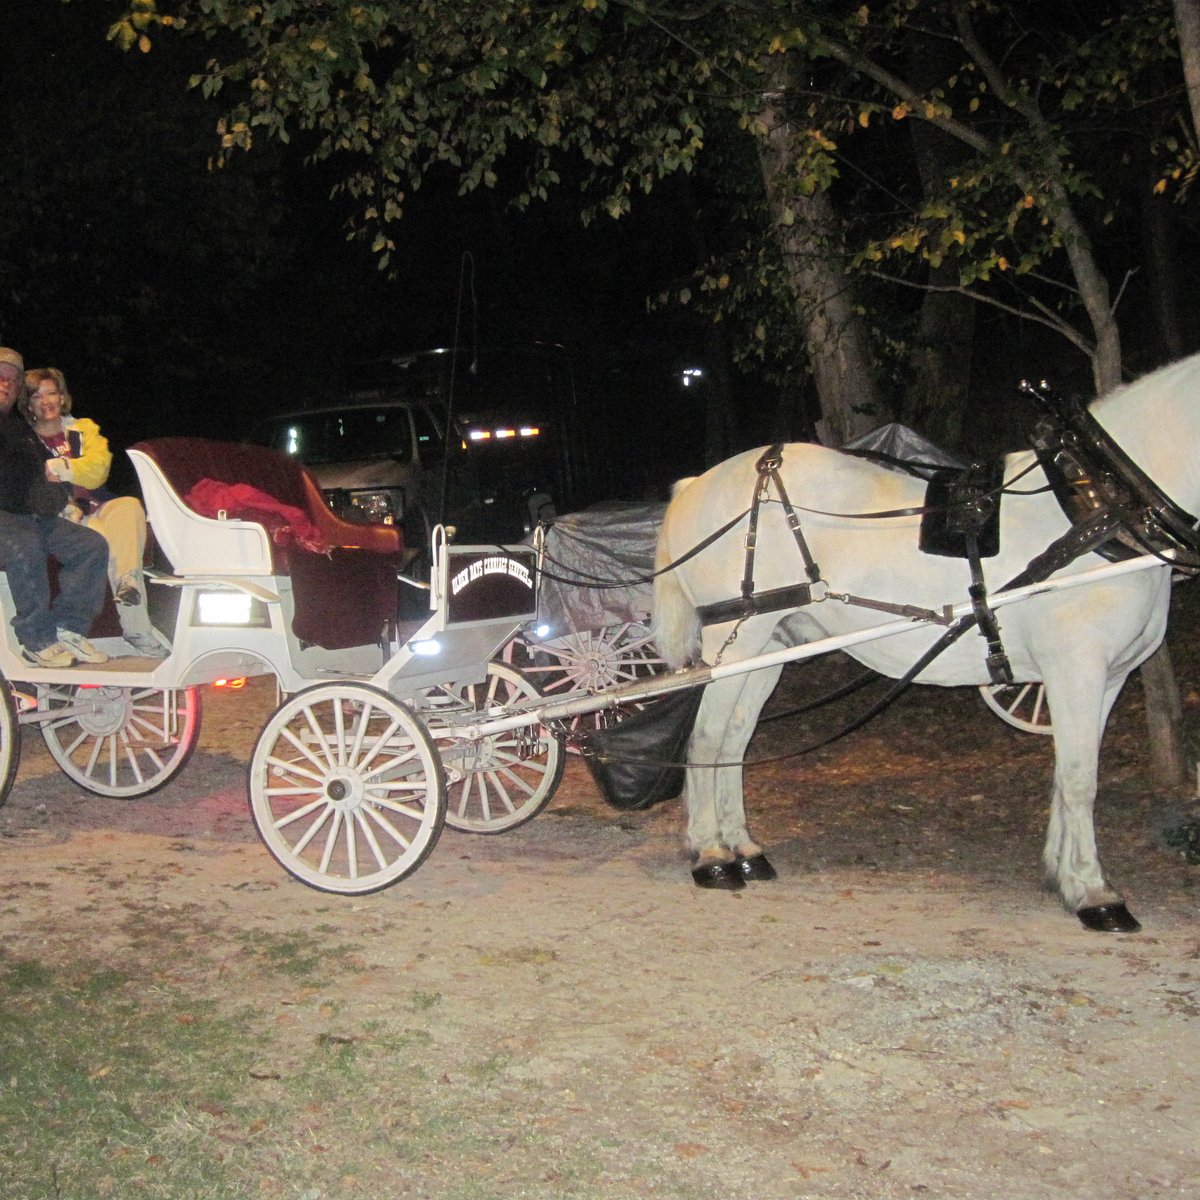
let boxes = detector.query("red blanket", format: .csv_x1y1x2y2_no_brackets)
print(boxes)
184,478,330,555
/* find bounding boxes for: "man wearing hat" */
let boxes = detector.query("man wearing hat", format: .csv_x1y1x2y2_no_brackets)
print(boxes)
0,346,110,667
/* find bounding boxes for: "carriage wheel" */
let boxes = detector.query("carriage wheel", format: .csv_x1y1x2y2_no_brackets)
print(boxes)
0,679,18,809
418,660,565,834
507,622,666,748
249,683,446,894
979,682,1053,735
37,684,201,798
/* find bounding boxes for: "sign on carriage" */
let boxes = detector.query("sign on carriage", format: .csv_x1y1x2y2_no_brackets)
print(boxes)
444,548,538,625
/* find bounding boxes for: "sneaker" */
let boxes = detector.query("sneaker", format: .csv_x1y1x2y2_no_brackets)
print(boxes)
125,632,169,659
24,640,77,668
55,628,109,665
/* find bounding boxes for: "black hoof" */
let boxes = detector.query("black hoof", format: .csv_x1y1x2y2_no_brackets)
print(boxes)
734,853,778,882
691,862,746,891
1078,902,1141,933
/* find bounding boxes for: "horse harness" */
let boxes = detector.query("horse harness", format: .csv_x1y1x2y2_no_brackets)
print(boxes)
696,380,1200,686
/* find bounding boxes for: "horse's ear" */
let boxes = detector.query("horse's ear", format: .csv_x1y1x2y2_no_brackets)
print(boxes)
671,476,698,498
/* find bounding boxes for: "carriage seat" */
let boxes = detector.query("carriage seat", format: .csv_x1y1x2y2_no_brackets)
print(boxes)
127,437,405,651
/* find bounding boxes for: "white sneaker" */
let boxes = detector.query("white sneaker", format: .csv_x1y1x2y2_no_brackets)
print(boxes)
125,632,169,659
25,641,77,668
55,628,109,665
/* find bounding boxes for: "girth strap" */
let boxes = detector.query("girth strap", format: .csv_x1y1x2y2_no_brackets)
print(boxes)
964,531,1012,685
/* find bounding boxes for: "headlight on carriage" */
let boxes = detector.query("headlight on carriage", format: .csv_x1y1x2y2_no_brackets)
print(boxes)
192,590,270,628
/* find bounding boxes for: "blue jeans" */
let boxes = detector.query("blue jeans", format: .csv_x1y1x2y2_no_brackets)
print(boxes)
0,511,110,651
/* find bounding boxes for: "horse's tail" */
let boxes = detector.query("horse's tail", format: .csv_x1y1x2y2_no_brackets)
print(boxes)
653,477,701,669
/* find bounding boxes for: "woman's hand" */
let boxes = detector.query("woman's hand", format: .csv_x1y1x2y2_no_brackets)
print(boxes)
44,458,70,482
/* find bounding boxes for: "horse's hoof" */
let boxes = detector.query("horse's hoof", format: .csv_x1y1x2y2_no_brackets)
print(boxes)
1078,902,1142,933
734,853,778,882
691,862,746,891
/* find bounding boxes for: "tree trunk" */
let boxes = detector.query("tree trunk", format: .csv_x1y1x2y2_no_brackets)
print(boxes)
1140,172,1188,362
756,67,884,447
1142,642,1188,785
1174,0,1200,138
898,27,975,450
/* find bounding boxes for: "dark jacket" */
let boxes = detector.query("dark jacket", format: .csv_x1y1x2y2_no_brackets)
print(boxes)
0,408,70,517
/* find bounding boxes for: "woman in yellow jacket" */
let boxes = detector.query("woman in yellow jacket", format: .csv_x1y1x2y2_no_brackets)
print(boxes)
22,367,166,657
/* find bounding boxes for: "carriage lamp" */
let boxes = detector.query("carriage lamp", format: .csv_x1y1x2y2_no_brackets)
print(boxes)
409,638,442,656
192,590,269,628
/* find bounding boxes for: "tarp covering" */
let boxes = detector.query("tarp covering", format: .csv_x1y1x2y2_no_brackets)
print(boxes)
842,422,968,473
535,501,665,636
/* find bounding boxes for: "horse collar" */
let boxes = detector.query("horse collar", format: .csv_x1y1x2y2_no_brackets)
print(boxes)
1026,380,1200,572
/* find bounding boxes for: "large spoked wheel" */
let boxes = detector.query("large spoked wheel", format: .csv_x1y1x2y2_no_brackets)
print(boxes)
0,678,18,809
979,682,1053,735
249,683,446,894
419,660,565,835
508,622,666,748
37,684,201,797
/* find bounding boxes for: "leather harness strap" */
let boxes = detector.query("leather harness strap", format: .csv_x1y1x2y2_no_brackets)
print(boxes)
700,444,824,627
697,406,1186,684
741,444,821,598
964,531,1012,685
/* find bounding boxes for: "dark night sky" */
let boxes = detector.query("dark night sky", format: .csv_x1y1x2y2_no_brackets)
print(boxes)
2,0,727,497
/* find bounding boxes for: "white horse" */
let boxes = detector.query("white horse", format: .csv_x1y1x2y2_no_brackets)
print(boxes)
653,352,1200,931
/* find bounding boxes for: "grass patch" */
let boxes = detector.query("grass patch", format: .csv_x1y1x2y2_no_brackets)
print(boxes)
233,929,362,983
0,949,614,1200
1,952,263,1199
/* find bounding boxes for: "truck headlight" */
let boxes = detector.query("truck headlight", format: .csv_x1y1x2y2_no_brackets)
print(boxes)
346,490,398,524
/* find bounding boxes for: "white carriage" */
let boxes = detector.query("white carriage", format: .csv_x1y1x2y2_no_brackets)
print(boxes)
0,436,562,895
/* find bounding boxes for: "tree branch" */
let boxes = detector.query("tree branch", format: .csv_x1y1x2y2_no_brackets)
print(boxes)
865,269,1094,357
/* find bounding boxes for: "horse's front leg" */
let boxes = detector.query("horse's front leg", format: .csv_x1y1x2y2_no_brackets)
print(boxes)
1044,674,1140,932
685,663,783,890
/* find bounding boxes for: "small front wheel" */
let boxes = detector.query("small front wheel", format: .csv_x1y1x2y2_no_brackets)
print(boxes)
249,683,446,894
418,661,565,834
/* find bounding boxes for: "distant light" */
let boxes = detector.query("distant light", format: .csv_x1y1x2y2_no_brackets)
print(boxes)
494,428,516,439
519,426,540,437
213,677,248,689
410,639,442,656
468,429,491,441
681,367,704,388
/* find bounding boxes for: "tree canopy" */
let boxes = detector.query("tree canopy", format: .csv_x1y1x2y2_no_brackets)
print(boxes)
114,0,1198,444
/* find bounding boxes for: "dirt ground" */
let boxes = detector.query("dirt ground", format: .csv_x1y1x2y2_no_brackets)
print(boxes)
3,596,1200,1198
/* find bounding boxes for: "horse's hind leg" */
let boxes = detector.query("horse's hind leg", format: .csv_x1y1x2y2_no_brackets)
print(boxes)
685,663,783,889
1043,672,1140,932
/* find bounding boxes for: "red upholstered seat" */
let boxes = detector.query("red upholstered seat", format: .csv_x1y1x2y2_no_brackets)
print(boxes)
130,437,406,651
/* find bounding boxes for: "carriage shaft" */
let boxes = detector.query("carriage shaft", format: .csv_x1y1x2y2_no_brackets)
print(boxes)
450,551,1173,741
